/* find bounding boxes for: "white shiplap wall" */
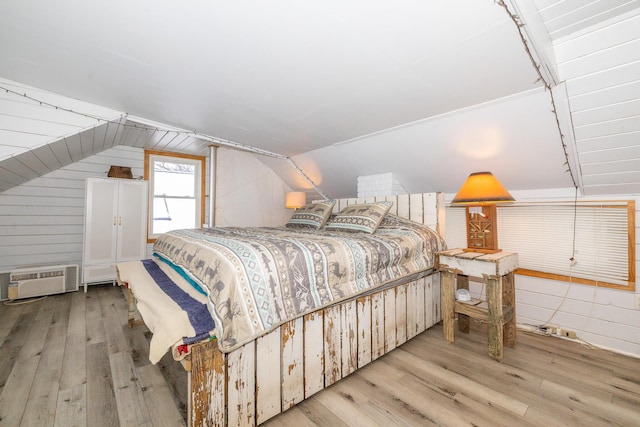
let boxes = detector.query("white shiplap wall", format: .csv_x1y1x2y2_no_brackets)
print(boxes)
552,8,640,195
532,0,640,41
0,146,146,272
445,189,640,357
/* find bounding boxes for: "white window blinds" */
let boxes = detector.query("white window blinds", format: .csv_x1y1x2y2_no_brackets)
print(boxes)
445,201,635,290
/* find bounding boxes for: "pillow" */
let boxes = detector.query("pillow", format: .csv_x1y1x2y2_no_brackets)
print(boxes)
325,201,393,234
285,200,336,229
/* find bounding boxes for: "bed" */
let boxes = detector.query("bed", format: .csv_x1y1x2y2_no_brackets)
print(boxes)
117,192,445,426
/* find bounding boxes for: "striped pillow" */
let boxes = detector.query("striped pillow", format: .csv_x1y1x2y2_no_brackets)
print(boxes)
285,200,335,229
325,201,393,233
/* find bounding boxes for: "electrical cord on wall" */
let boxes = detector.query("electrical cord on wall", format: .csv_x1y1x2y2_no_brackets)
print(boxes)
540,265,573,327
569,186,578,267
539,186,580,329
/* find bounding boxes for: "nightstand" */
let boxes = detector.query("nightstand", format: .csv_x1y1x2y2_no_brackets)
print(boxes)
437,248,518,361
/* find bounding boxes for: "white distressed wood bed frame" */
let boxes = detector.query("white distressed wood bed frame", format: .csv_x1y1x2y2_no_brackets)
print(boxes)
149,192,445,426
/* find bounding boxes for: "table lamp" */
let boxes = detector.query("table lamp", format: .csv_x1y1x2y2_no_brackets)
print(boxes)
451,171,514,253
285,191,306,209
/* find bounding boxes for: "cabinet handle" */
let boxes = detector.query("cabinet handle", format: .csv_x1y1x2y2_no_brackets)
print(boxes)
113,216,117,226
119,217,122,226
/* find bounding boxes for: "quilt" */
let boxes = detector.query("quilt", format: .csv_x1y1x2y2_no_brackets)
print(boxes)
148,213,444,354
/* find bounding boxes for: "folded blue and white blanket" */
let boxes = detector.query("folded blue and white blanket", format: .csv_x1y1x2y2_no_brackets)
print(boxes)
117,258,215,363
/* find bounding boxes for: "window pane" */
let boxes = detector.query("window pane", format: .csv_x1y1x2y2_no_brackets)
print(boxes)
153,162,195,197
152,197,196,234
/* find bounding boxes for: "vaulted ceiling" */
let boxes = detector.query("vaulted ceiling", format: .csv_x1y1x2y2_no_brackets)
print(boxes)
0,0,638,197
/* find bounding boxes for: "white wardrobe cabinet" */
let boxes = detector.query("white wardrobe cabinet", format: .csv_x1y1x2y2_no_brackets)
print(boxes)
82,177,148,289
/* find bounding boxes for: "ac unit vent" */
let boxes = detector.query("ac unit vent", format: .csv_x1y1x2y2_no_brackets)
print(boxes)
0,264,79,300
40,270,64,279
10,272,39,282
10,269,64,282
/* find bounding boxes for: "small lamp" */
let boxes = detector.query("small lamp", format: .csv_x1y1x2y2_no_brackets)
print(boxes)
451,171,514,253
285,191,306,209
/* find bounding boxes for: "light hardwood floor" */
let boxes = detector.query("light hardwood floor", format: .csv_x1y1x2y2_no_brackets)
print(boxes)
1,284,639,426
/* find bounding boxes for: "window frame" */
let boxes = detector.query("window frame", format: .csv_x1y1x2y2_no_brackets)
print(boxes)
144,149,206,242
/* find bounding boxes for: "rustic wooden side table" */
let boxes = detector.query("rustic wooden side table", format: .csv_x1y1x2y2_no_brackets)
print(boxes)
437,248,518,361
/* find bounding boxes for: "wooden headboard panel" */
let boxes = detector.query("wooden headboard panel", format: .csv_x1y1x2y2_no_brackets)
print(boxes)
332,192,445,237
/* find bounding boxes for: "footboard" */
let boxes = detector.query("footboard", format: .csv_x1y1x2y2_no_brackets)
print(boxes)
187,272,441,426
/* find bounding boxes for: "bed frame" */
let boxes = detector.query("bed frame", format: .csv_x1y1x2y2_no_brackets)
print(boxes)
132,192,445,426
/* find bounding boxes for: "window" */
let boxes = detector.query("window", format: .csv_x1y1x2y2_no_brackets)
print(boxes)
145,150,205,241
445,200,636,291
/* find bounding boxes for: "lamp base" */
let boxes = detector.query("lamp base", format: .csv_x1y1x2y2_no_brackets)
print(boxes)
465,205,499,253
463,247,502,254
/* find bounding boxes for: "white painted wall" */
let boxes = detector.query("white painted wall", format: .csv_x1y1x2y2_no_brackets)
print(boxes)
515,274,640,357
215,148,293,227
445,188,640,357
357,172,405,198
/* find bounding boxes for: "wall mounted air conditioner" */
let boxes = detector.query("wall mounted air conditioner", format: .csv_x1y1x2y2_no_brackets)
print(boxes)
0,264,79,300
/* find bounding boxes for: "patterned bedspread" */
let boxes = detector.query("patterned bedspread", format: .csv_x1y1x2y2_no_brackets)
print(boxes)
149,214,444,353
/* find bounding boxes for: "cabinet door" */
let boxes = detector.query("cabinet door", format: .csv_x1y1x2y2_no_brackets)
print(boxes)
116,180,148,262
84,178,118,265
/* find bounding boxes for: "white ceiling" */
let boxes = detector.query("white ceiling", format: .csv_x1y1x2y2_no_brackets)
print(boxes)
0,0,639,197
0,0,539,156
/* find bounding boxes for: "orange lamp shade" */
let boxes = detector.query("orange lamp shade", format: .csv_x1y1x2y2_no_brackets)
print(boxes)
451,172,514,205
285,191,306,209
451,172,514,253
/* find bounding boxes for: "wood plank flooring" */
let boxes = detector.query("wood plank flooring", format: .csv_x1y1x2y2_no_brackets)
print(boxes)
1,284,639,426
0,284,186,427
264,323,640,427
